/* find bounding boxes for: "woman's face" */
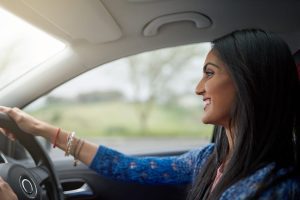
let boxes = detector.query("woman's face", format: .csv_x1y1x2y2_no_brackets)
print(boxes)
195,50,236,127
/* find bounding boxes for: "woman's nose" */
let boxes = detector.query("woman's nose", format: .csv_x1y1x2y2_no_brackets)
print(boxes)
195,79,205,96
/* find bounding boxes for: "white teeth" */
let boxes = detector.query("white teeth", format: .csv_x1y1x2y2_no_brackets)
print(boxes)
204,99,211,106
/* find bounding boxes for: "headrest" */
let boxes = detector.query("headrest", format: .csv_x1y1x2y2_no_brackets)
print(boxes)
294,50,300,80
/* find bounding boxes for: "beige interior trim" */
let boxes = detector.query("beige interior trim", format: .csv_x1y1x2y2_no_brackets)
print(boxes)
22,0,122,43
143,12,211,37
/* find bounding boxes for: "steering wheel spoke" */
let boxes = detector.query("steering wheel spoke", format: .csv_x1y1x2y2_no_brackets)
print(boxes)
29,166,50,186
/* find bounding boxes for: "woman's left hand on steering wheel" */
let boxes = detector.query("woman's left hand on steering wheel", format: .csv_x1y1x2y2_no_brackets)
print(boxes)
0,177,18,200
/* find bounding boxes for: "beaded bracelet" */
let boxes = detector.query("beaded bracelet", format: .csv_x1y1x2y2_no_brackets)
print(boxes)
71,138,80,157
65,131,75,156
73,139,85,166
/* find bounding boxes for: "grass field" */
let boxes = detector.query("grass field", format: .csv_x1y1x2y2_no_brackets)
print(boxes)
27,101,213,139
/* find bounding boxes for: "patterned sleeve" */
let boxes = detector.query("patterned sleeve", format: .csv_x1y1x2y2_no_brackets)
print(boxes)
219,164,300,199
89,144,214,185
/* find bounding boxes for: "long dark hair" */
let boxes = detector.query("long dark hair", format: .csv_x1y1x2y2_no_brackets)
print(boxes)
188,29,300,199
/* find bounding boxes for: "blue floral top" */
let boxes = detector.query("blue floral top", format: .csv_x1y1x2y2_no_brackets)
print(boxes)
89,144,300,199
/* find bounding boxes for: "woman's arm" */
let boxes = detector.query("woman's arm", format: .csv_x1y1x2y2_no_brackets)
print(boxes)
0,106,98,166
89,144,214,185
0,106,214,185
38,125,98,166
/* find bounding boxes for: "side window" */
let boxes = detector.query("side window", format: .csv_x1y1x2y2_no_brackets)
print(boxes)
25,43,213,158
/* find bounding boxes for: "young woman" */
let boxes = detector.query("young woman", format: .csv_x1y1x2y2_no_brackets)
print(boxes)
0,29,299,199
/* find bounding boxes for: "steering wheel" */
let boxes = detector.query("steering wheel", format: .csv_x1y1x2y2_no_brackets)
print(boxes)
0,112,64,200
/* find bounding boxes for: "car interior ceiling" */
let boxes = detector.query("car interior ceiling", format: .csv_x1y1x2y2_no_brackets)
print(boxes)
0,1,299,109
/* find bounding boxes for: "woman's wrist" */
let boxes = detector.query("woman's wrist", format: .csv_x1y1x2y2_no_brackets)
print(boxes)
53,129,71,152
35,121,58,140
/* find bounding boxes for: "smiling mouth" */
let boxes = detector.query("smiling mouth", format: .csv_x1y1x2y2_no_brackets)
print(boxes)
203,98,211,110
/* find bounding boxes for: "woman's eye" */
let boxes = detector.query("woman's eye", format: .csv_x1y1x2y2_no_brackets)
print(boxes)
205,70,214,77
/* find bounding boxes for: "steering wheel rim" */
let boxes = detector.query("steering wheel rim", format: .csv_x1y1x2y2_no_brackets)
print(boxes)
0,112,64,200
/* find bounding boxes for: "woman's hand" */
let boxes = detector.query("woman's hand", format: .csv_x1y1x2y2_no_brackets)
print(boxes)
0,106,99,166
0,106,55,139
0,177,18,200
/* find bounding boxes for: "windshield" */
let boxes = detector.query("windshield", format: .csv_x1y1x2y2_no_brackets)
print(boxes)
0,7,65,89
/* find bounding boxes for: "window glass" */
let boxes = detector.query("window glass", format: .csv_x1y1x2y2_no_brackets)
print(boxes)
0,8,65,89
25,43,213,158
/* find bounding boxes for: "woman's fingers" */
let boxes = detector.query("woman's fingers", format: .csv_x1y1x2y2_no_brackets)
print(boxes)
1,107,23,122
0,128,6,135
0,177,18,200
6,133,16,141
0,128,16,141
0,106,20,141
0,106,11,113
0,106,53,138
0,106,41,136
0,106,20,118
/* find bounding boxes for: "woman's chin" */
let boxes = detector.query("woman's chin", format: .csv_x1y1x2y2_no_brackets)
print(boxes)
201,114,217,125
201,116,211,124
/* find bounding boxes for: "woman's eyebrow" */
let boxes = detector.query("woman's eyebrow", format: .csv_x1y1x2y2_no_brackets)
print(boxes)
203,62,220,71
